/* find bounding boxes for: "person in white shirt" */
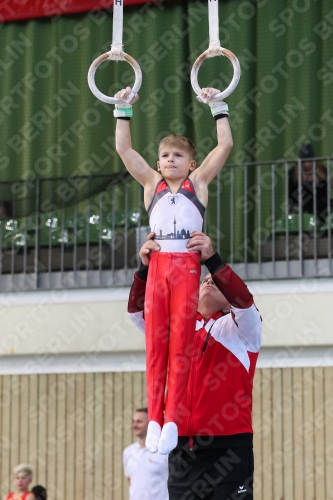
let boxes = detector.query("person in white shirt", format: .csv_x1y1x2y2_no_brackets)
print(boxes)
123,408,169,500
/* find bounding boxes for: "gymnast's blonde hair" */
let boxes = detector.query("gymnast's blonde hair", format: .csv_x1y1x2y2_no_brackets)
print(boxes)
158,135,197,160
13,464,33,478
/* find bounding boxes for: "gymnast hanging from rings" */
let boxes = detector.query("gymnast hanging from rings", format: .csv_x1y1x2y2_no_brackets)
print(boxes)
88,0,240,455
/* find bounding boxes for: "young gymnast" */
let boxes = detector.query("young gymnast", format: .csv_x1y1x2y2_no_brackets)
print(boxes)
115,86,233,454
4,464,35,500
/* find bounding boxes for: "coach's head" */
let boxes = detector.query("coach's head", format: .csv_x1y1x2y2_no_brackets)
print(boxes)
198,273,230,317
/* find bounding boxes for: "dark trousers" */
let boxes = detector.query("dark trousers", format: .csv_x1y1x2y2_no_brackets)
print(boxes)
168,445,254,500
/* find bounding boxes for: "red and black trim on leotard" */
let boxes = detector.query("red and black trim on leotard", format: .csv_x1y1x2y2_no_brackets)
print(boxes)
177,179,205,218
146,179,168,216
147,178,205,218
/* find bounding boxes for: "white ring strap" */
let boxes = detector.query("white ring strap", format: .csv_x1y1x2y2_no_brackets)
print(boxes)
190,0,241,101
111,0,123,53
208,0,220,49
87,0,142,105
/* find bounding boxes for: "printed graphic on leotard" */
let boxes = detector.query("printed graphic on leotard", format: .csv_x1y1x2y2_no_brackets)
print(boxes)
148,178,205,252
154,214,190,241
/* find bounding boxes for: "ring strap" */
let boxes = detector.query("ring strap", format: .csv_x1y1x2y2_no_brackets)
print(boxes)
190,0,241,101
87,0,142,104
208,0,220,48
109,0,125,60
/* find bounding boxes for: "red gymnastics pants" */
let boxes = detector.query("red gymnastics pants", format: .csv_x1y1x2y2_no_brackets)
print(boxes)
145,252,201,427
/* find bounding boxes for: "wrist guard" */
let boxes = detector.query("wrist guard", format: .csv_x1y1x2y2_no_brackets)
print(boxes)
113,104,133,119
209,101,229,120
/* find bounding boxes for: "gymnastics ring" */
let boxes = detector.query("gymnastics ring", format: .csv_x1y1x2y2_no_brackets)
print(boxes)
88,51,142,105
191,47,241,101
87,0,142,105
191,0,241,101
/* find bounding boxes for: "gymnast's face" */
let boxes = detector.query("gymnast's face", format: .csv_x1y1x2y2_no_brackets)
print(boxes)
157,147,196,181
13,472,32,491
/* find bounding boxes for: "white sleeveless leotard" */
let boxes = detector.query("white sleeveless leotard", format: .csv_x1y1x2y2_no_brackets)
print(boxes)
147,178,205,252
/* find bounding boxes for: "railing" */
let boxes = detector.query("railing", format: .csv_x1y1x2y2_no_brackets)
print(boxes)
0,157,332,291
0,172,150,291
207,156,333,280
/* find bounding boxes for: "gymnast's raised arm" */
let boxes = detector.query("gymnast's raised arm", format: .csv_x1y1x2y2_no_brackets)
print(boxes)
190,88,233,207
115,87,160,206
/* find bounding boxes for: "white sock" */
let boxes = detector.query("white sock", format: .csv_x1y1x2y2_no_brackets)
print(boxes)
158,422,178,455
145,421,161,453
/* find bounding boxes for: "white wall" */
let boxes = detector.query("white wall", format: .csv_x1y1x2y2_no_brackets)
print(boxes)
1,277,333,373
249,278,333,347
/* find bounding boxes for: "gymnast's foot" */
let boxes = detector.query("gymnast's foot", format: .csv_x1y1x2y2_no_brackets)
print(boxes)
158,422,178,455
146,421,161,453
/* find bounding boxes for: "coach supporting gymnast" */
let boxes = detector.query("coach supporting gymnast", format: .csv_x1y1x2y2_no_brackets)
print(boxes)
128,231,262,500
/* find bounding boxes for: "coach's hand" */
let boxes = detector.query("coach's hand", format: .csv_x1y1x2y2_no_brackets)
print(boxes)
139,232,160,265
187,232,214,261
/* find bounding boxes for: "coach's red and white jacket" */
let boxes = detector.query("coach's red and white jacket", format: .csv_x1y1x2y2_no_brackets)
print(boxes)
128,253,262,448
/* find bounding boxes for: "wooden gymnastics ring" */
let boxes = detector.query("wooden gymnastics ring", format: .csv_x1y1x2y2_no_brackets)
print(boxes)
191,47,241,101
87,0,142,105
191,0,241,101
88,52,142,105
